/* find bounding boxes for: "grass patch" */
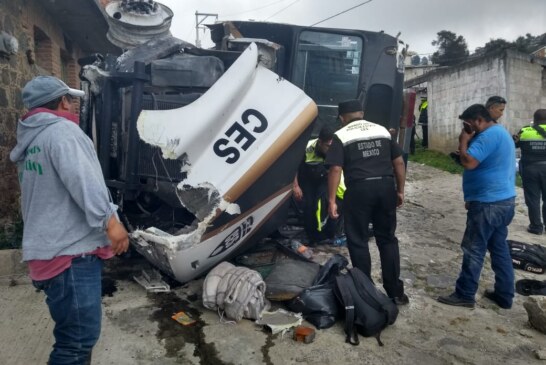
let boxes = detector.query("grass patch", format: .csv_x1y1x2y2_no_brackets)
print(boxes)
409,142,464,174
0,218,23,250
408,140,522,187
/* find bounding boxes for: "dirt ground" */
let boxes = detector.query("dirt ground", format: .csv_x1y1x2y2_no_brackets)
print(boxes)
1,161,546,365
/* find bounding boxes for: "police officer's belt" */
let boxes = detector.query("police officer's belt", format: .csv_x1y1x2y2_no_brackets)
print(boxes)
362,176,393,181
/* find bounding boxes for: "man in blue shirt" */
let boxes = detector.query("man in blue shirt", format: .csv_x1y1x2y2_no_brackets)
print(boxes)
438,104,516,309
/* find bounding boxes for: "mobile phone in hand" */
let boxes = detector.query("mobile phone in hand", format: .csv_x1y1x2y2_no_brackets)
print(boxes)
462,122,473,134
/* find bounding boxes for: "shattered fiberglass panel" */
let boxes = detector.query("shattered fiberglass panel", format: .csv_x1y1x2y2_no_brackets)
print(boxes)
133,43,317,282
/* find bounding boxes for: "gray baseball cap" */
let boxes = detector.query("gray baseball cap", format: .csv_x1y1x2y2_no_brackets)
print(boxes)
22,76,85,109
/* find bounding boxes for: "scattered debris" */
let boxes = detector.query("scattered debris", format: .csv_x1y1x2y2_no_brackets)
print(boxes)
133,269,170,293
171,311,197,326
255,309,303,335
293,326,316,344
519,329,535,338
523,296,546,334
534,349,546,360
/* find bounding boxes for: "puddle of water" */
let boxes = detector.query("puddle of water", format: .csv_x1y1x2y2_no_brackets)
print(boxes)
149,291,226,364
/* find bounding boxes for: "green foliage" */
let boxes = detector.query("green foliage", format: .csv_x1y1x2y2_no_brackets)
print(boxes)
411,54,421,66
475,33,546,56
409,142,464,174
514,33,546,53
0,219,23,250
409,141,522,188
475,38,513,55
431,30,469,66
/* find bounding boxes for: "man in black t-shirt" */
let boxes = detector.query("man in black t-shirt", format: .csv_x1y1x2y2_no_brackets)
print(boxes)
325,99,408,305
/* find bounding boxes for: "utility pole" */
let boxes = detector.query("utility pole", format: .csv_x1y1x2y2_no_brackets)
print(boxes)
195,11,218,48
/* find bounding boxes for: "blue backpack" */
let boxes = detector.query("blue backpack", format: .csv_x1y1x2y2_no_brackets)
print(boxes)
335,267,399,346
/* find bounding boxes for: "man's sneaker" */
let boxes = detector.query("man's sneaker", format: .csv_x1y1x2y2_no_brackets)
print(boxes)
394,294,409,306
437,293,475,308
483,289,512,309
527,226,544,235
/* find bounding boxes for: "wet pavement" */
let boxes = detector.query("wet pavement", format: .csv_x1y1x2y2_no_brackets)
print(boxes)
2,162,546,365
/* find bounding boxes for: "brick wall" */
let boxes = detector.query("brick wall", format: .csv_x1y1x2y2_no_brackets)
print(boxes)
0,0,84,240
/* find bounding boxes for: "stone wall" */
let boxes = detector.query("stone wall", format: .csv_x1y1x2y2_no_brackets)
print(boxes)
0,0,84,242
427,50,546,153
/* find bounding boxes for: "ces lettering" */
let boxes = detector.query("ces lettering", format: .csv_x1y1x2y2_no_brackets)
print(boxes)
213,109,268,164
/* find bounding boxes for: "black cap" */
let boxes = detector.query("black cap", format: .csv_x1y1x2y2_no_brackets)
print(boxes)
338,99,363,115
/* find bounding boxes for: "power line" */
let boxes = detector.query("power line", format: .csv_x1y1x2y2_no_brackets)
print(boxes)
265,0,302,21
310,0,373,27
223,0,289,18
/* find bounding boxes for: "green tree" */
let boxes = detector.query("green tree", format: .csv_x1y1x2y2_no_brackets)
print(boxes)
411,54,421,65
514,33,546,53
475,38,512,55
473,33,546,56
431,30,469,66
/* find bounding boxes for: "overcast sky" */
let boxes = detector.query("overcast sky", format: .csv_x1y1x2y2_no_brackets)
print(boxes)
157,0,545,56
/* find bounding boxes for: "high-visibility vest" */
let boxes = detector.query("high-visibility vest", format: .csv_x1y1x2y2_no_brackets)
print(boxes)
305,139,325,164
520,125,546,141
419,100,428,112
518,124,546,163
304,139,346,199
303,140,346,233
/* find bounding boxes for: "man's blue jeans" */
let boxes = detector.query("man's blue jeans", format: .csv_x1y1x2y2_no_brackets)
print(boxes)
32,255,103,365
455,198,515,307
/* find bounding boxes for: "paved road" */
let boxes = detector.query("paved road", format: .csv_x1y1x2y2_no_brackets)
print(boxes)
2,162,545,365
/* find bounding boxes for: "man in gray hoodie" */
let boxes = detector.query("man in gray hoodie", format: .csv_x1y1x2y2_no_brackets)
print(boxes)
10,76,129,365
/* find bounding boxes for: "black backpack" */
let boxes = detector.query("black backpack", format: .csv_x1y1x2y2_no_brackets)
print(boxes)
508,240,546,274
334,268,398,346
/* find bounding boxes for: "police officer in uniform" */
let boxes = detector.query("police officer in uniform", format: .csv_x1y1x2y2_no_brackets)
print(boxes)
418,97,429,148
515,109,546,235
326,99,408,305
293,126,345,243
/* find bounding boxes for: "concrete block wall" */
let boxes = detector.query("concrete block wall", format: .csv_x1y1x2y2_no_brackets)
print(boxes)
504,51,546,134
428,55,507,153
0,0,84,240
427,50,546,154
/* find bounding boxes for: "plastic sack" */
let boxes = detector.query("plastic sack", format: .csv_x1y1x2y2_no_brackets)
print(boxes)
286,254,349,329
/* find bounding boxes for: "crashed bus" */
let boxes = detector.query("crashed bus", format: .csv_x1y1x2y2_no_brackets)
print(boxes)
79,1,406,283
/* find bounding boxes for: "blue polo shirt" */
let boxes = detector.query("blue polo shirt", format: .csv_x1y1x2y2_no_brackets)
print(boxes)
463,124,516,202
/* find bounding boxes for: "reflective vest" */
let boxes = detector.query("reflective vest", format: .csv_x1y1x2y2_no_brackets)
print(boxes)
304,140,346,233
419,100,428,112
305,139,346,199
518,124,546,164
305,139,325,164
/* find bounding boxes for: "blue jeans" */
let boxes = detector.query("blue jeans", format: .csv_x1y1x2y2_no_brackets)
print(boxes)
33,255,103,365
455,198,515,307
